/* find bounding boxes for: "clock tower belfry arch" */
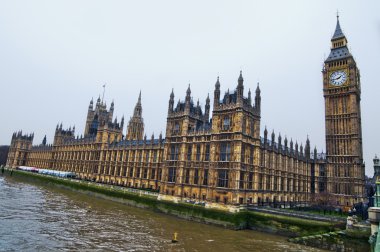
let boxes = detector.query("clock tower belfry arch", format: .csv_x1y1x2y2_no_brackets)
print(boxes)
322,15,365,206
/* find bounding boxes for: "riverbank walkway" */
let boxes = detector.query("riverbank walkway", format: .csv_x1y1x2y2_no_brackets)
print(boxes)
248,206,346,223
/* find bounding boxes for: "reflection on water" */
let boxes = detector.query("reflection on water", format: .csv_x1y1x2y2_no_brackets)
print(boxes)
0,176,323,251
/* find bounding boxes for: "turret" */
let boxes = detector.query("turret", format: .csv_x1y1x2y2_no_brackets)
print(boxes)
255,83,261,112
89,98,93,110
305,136,311,159
248,89,252,105
314,146,318,160
284,136,288,150
121,115,125,128
42,135,47,146
237,71,244,103
264,126,268,146
214,76,220,109
204,93,210,122
290,139,294,153
168,89,175,114
126,92,144,141
186,84,191,103
109,100,114,121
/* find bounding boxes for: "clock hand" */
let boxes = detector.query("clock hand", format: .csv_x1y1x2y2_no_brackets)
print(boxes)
334,75,342,81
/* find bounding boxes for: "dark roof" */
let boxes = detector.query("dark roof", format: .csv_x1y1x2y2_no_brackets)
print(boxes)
332,18,345,40
325,46,351,62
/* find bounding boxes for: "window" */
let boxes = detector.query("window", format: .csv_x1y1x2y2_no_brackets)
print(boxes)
185,169,190,184
250,120,255,136
223,117,231,130
203,169,208,186
196,144,201,161
173,123,180,134
187,145,192,161
143,168,148,179
274,176,277,191
168,167,176,182
220,143,231,161
242,118,246,134
170,145,179,160
217,170,229,188
241,144,246,163
129,167,134,177
248,172,253,189
153,151,158,162
158,168,162,180
194,169,199,185
205,144,210,161
145,151,149,163
239,172,244,189
136,168,140,178
151,169,156,179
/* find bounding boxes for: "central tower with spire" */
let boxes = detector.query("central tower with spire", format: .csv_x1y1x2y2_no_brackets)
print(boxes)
322,14,365,205
126,91,145,141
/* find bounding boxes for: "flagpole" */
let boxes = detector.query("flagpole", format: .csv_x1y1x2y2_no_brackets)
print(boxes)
102,84,106,103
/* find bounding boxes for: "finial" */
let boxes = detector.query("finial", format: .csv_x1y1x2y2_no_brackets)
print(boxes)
215,76,220,88
336,9,339,20
238,70,243,82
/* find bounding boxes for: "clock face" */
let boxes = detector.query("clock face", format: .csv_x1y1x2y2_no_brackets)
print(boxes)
329,70,347,86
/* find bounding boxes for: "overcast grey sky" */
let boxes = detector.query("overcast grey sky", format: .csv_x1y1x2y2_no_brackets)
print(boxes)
0,1,379,175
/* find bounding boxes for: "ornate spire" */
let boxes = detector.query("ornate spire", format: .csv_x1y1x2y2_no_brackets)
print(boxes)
264,126,268,139
134,91,142,117
284,136,288,148
238,70,244,84
214,76,221,109
248,88,252,105
126,92,144,141
215,76,220,89
255,82,261,112
237,71,244,99
168,89,175,113
256,82,261,94
204,93,210,122
332,12,345,40
186,84,191,103
89,98,93,109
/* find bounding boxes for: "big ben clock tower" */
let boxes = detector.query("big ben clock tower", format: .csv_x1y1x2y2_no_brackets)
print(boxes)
323,15,365,206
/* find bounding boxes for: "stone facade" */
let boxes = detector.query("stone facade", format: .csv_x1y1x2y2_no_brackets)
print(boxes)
6,17,365,208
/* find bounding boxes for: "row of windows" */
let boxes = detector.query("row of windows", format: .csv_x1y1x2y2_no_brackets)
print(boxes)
53,149,161,163
170,144,211,161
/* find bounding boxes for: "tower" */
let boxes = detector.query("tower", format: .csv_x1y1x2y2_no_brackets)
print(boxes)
323,15,365,205
126,91,144,141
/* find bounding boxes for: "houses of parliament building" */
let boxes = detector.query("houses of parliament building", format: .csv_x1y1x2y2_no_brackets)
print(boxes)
6,17,365,209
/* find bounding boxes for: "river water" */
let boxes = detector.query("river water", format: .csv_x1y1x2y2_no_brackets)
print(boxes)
0,176,323,252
